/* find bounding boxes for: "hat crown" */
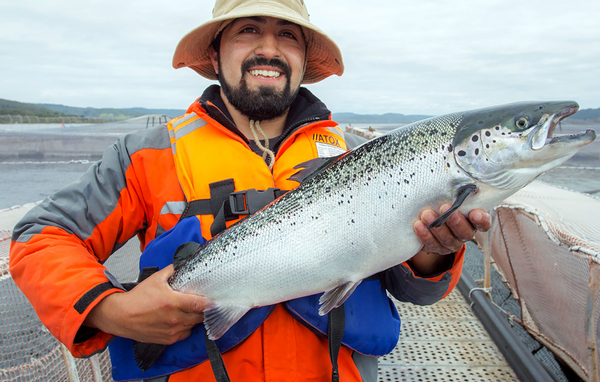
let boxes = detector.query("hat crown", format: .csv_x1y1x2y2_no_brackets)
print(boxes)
213,0,310,21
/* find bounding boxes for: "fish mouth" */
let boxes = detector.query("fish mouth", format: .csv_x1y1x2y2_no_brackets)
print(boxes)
529,103,580,150
548,129,597,146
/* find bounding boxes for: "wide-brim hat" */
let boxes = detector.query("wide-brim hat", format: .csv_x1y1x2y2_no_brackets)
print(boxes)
172,0,344,84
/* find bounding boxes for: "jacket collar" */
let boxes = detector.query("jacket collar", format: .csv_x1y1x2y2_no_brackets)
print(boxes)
197,85,332,150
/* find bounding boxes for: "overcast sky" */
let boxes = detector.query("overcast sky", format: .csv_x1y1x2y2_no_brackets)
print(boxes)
1,0,598,115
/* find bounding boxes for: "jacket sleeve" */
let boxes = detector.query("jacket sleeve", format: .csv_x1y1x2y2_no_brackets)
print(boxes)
382,245,465,305
8,126,171,357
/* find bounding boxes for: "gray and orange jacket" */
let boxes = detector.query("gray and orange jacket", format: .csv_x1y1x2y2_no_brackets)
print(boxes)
9,85,464,381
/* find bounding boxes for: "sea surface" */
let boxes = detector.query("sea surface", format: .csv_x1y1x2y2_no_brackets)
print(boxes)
0,122,599,210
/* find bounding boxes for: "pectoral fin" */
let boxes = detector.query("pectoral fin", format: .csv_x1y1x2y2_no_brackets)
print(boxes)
428,184,478,229
173,241,202,269
318,280,362,316
203,303,251,340
133,341,167,372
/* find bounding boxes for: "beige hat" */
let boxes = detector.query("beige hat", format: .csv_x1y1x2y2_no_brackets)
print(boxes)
172,0,344,84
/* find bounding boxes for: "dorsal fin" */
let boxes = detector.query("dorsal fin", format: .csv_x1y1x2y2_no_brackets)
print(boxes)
288,154,344,184
173,241,202,269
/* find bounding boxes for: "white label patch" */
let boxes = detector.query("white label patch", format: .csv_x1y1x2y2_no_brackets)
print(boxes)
316,142,346,158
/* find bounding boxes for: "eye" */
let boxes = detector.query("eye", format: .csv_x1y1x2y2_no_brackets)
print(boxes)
240,27,258,34
280,31,297,39
515,117,529,129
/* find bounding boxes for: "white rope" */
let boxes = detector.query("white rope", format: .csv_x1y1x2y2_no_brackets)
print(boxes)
249,120,275,170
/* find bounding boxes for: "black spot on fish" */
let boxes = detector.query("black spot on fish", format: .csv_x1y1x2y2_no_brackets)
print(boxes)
495,126,500,130
475,148,479,155
431,169,434,173
485,131,491,137
472,135,479,142
458,150,466,157
478,120,483,125
447,144,453,152
404,179,410,184
351,219,355,223
486,144,490,149
447,163,450,168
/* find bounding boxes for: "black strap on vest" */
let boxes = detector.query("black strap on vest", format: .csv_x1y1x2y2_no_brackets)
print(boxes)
328,305,346,382
203,305,346,382
204,331,231,382
178,178,287,237
178,179,236,222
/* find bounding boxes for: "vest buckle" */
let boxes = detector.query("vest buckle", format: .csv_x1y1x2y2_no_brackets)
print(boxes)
229,188,281,215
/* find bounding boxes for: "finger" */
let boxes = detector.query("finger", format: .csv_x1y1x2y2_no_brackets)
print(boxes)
414,219,446,254
421,209,463,253
469,209,492,232
439,204,476,242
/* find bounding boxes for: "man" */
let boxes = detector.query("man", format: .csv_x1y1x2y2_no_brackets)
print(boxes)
9,0,490,381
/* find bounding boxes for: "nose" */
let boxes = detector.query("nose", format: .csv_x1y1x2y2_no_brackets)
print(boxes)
254,32,281,59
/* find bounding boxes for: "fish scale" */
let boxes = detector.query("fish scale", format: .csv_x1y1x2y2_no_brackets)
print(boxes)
163,101,594,343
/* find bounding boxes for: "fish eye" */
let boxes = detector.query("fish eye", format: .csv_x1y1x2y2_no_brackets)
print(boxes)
515,117,529,129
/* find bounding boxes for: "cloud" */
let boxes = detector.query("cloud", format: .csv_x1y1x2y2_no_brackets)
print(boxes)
1,0,598,115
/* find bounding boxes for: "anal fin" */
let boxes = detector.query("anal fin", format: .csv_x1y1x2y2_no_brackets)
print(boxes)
318,280,362,316
204,303,251,340
428,184,478,229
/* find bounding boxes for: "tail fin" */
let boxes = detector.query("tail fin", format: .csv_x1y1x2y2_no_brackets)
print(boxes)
133,341,167,372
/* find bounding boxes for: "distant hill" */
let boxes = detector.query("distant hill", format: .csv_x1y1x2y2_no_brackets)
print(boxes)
0,98,66,117
35,103,186,120
572,107,600,121
2,98,599,122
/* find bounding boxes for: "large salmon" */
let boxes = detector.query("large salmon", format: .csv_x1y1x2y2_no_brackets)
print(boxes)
136,101,595,369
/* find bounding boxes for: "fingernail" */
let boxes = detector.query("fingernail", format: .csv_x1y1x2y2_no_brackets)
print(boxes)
422,211,435,225
472,211,483,223
414,220,427,233
439,204,451,214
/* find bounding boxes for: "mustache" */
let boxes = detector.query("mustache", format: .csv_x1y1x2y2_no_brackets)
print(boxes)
241,57,291,78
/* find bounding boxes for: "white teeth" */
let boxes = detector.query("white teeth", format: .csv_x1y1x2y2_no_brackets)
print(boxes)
250,70,281,78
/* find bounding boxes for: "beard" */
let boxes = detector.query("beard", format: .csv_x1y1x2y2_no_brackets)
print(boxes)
218,56,300,121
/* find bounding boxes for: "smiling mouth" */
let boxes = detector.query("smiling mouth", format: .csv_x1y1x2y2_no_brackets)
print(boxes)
249,69,282,79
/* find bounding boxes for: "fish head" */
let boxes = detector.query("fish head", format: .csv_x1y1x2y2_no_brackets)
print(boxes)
452,101,596,190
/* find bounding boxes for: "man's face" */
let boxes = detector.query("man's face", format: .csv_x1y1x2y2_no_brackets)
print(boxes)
210,16,306,121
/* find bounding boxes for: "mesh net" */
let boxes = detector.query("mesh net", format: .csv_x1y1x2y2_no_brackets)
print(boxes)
0,228,142,382
482,180,600,381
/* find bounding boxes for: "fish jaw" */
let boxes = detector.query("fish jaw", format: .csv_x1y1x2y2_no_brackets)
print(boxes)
452,101,595,190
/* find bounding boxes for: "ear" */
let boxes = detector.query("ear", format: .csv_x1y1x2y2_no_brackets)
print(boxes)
210,45,219,75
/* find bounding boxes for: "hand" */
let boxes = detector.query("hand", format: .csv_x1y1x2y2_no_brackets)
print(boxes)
409,204,491,276
83,265,209,345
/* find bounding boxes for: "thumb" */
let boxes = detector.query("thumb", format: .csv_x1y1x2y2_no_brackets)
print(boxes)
149,264,175,284
177,292,210,314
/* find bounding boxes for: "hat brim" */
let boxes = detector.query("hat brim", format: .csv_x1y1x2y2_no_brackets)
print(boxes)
172,3,344,84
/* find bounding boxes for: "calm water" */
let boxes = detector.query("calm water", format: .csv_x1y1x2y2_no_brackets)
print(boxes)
1,123,598,210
